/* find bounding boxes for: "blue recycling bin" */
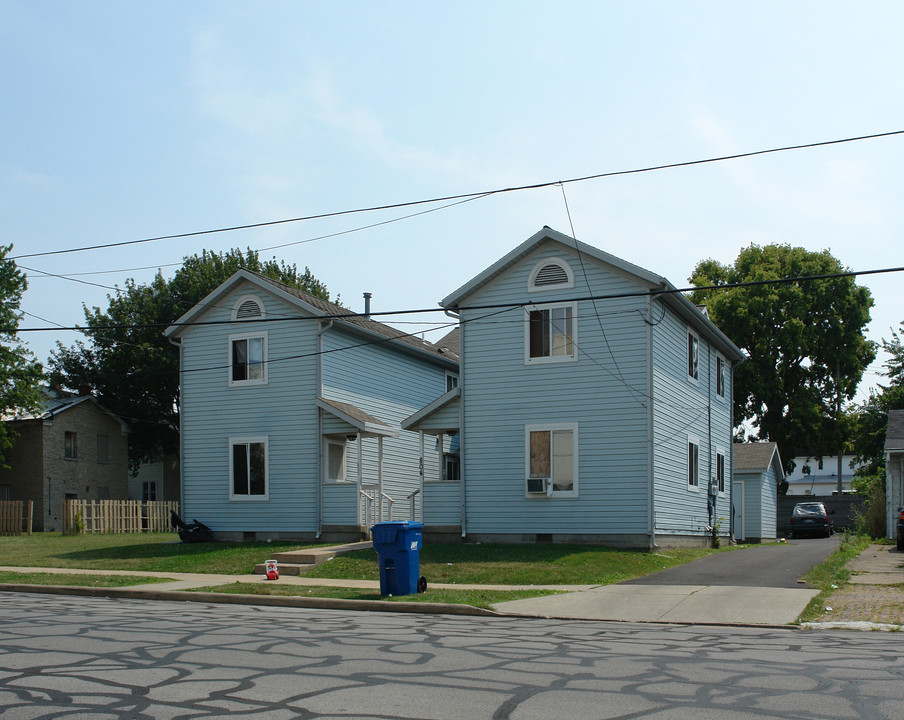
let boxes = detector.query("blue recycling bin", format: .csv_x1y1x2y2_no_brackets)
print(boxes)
371,521,425,596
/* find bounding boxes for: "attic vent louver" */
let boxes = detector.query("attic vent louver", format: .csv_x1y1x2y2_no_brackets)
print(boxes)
235,298,263,320
533,263,569,287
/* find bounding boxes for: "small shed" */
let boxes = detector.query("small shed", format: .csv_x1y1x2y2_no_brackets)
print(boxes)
885,409,904,540
732,442,782,543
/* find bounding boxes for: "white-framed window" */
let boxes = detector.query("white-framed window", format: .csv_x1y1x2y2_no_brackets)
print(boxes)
96,434,109,464
64,431,78,460
233,295,265,321
716,450,726,494
229,436,269,500
142,481,157,502
528,257,575,292
443,453,460,482
525,423,578,497
229,332,267,386
716,355,726,398
687,330,699,382
325,439,347,483
687,436,700,490
525,302,577,364
445,372,459,392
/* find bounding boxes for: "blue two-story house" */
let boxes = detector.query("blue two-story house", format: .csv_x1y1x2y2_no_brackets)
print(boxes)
404,227,745,548
165,269,457,541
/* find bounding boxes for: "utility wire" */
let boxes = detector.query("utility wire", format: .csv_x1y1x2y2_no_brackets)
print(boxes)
10,130,902,261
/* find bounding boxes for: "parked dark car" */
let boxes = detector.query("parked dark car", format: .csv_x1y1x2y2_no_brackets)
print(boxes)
789,501,834,538
897,507,904,551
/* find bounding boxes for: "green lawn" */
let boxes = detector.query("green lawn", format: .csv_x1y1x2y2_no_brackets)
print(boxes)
0,571,172,587
0,533,320,574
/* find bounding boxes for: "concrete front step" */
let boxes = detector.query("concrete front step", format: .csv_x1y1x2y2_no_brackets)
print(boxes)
254,541,373,577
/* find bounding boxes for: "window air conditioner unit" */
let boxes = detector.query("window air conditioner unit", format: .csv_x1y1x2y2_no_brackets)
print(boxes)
526,477,546,494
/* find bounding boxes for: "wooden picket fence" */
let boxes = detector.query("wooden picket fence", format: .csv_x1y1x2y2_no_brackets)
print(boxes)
63,499,180,534
0,500,33,535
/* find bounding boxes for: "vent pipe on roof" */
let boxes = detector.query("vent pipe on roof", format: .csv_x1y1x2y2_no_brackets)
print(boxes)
363,292,372,319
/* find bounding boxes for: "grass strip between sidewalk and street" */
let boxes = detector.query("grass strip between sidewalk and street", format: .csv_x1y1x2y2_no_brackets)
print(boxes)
0,571,173,588
796,533,874,624
184,582,560,610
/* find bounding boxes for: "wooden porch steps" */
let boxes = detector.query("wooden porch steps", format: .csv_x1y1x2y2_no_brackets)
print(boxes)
253,540,373,576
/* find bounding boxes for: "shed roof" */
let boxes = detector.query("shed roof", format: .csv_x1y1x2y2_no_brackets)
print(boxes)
886,409,904,452
733,442,783,475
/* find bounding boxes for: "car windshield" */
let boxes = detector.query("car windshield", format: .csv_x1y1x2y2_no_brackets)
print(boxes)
793,503,825,516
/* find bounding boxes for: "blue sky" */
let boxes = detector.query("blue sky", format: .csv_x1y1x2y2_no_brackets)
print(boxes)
2,1,902,401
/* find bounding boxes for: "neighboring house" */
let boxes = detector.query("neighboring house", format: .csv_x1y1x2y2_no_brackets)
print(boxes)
885,409,904,540
0,388,129,531
164,269,458,541
785,453,861,496
129,452,181,504
404,227,745,548
732,442,781,543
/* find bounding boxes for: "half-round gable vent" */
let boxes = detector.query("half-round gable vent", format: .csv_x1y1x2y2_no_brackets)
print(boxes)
235,298,263,320
533,263,569,287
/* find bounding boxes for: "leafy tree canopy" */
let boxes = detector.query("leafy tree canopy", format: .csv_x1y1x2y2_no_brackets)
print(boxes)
690,244,875,471
0,244,44,459
48,249,330,472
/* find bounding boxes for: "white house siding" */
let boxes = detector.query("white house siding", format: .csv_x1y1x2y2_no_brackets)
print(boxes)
179,283,320,535
759,465,778,540
321,326,449,523
651,302,733,540
423,481,461,525
459,244,651,540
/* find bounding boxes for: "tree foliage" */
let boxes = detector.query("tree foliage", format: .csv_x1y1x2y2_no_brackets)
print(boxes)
690,244,875,471
0,245,44,459
48,249,330,472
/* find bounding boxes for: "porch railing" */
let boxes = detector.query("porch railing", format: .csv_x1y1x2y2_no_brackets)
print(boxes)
360,484,394,529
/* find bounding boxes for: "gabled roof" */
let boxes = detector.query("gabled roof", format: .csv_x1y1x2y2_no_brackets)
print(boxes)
401,386,460,432
317,397,398,438
886,409,904,453
734,442,784,478
4,388,129,435
440,227,744,363
165,269,457,367
433,327,460,361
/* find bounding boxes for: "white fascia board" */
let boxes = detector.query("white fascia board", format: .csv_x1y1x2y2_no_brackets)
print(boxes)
401,387,461,431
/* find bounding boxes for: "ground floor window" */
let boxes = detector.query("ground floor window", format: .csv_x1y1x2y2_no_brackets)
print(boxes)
142,481,157,502
716,452,726,493
526,423,578,496
230,437,268,499
688,438,700,489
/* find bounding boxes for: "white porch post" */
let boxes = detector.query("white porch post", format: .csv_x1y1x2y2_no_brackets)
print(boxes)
437,432,444,482
377,436,384,521
419,431,425,521
357,434,364,526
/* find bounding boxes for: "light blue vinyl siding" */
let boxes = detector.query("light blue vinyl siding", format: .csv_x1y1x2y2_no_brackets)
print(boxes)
179,284,320,533
459,245,651,536
321,326,449,522
651,302,734,536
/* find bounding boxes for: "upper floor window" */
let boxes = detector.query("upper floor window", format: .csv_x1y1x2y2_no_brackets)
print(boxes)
716,355,726,397
229,332,267,386
233,295,265,321
526,302,576,364
445,372,459,392
96,434,109,464
528,257,574,292
687,331,699,381
64,431,78,460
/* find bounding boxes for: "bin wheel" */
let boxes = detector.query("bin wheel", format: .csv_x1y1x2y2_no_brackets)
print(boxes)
417,576,427,593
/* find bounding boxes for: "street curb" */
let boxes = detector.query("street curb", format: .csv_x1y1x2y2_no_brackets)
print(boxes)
0,583,502,618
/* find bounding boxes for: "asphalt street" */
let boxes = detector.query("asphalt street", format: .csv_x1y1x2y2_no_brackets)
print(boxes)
626,535,841,588
1,592,903,719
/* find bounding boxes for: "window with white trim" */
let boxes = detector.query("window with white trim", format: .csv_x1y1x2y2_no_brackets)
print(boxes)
229,332,267,385
687,331,699,381
716,355,726,398
142,481,157,502
526,303,576,364
526,423,578,497
326,440,347,483
230,437,268,499
687,437,700,489
716,451,726,494
445,372,459,392
528,257,575,292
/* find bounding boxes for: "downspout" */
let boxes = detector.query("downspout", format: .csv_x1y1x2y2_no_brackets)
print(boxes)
446,308,466,538
167,337,185,518
315,320,332,539
646,292,656,550
729,359,737,543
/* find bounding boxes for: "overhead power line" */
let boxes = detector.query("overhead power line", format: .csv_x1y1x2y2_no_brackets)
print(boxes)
12,263,904,334
10,130,903,262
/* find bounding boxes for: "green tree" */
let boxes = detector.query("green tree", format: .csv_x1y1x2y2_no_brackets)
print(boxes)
0,244,44,460
690,244,875,473
48,249,331,472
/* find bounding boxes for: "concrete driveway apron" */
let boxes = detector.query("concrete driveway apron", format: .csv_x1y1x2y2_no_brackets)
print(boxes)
493,537,840,626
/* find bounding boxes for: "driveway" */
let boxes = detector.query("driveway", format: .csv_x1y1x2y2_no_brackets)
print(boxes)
493,538,839,625
626,535,841,588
